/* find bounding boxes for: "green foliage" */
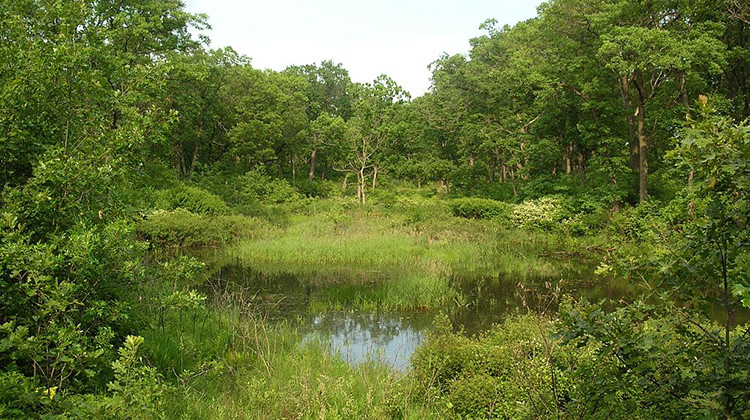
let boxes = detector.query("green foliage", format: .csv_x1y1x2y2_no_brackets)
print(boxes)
0,0,748,416
450,197,511,220
559,299,750,419
582,101,750,419
0,213,153,417
294,179,331,198
101,336,168,419
509,196,565,231
155,185,231,215
137,209,265,247
410,314,625,419
240,171,302,204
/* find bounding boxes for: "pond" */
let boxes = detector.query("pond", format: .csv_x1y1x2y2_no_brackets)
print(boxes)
202,259,635,370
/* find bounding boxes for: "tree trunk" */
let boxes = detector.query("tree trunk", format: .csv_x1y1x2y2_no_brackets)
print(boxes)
357,169,366,205
188,141,200,179
176,143,186,177
619,75,640,196
611,177,620,213
519,125,529,179
291,153,296,184
509,168,518,197
308,148,317,181
371,166,378,192
469,155,476,194
634,74,648,202
577,151,586,186
680,71,690,118
342,173,350,192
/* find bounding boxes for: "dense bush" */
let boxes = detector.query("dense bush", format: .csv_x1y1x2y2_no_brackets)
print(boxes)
293,179,331,198
0,215,153,417
409,315,627,419
509,196,565,230
450,198,512,220
136,209,265,247
155,185,231,215
559,299,750,419
240,171,302,204
606,199,671,242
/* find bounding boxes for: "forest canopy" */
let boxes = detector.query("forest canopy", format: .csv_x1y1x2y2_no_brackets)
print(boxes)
0,0,749,418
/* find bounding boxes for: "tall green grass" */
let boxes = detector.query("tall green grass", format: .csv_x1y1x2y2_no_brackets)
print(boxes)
139,272,421,419
219,202,604,311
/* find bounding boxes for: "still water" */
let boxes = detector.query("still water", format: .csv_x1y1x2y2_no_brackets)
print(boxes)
203,261,631,370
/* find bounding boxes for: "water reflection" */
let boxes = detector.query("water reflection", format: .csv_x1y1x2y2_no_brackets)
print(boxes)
200,250,749,370
202,262,625,369
302,310,432,370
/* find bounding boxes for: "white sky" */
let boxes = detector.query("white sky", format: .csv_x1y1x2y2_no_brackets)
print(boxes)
183,0,545,97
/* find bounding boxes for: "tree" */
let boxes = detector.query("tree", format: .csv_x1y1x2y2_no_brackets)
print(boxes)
308,112,346,181
338,76,409,204
595,0,726,201
562,98,750,418
165,48,246,177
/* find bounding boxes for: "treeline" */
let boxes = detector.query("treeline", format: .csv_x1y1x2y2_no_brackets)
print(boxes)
5,1,748,210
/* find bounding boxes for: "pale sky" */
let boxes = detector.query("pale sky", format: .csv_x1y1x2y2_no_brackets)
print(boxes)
183,0,545,97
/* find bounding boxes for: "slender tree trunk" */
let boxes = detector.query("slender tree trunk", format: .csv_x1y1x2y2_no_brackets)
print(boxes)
308,148,317,181
611,177,620,213
620,75,640,196
176,143,186,176
342,173,350,192
357,168,366,204
719,239,732,417
680,71,691,117
565,145,572,175
519,126,529,179
291,153,296,184
634,74,648,202
189,141,200,179
509,168,518,197
681,72,696,199
371,166,378,192
469,155,476,194
577,151,586,186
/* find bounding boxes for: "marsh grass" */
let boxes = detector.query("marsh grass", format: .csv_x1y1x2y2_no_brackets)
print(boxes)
220,201,604,311
140,269,426,420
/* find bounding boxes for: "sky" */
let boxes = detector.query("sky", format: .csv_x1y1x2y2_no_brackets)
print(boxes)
183,0,546,97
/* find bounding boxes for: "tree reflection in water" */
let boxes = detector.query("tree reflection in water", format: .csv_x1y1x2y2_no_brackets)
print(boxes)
204,261,643,369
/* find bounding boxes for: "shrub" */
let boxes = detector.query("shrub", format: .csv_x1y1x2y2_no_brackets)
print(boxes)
450,198,512,220
447,373,512,418
240,171,301,204
155,185,230,215
509,196,564,230
410,315,624,419
0,217,148,418
136,209,265,247
606,199,667,242
294,179,331,198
